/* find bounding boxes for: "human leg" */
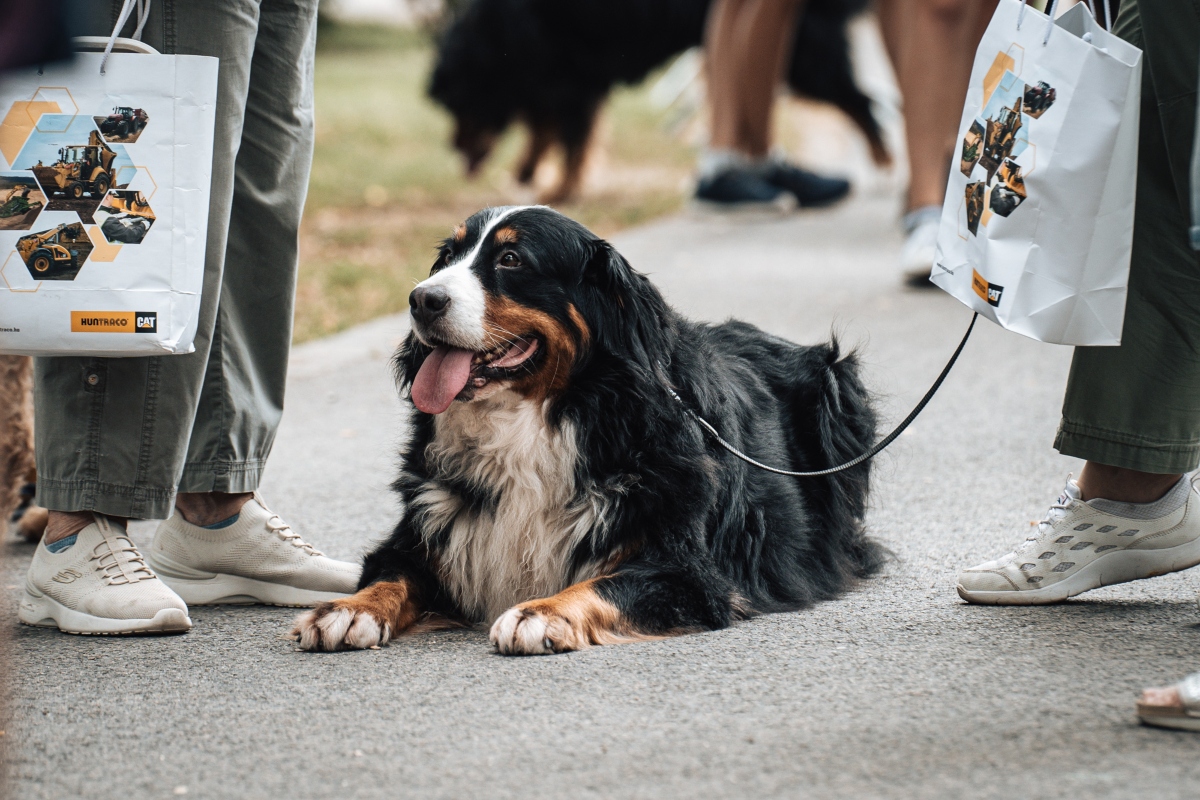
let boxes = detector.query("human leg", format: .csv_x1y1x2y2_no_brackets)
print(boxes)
142,0,358,605
177,0,320,497
698,0,851,207
23,0,262,634
886,0,996,212
1054,0,1200,478
26,0,355,631
878,0,998,280
707,0,803,158
1076,463,1181,504
34,0,262,523
957,0,1200,605
145,0,318,543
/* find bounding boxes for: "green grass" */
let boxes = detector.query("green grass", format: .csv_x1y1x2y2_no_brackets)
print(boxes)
296,22,695,343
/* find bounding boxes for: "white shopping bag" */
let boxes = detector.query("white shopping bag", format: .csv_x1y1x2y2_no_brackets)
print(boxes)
932,0,1142,346
0,17,217,356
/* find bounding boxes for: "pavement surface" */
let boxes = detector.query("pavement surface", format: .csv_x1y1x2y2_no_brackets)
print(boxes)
5,195,1200,799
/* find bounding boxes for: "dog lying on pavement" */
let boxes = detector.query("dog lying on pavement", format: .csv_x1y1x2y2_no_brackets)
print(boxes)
293,206,883,654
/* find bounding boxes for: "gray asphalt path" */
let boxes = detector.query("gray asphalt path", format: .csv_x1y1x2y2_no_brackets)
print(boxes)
6,196,1200,799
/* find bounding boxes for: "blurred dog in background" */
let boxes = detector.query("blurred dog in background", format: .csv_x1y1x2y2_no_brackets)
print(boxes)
429,0,887,203
1,355,47,543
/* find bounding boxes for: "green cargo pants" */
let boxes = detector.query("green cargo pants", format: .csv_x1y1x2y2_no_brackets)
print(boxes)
1054,0,1200,474
33,0,318,519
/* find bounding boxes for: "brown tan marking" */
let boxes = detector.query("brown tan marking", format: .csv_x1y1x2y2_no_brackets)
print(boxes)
291,580,421,651
566,302,590,348
493,226,519,246
452,222,467,242
595,541,638,575
483,295,588,401
499,578,659,653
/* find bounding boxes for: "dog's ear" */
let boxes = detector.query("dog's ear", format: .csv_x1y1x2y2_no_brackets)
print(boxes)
582,238,629,296
578,239,673,370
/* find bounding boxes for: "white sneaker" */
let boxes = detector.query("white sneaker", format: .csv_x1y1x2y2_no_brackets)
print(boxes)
146,492,360,607
957,476,1200,605
19,515,192,635
899,205,940,286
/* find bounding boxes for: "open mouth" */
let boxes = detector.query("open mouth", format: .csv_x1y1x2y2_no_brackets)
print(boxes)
411,335,540,414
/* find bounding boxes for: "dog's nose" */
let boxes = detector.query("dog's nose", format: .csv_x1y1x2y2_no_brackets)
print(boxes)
409,285,451,325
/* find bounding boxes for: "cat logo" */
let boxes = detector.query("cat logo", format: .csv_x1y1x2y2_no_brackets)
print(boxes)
971,269,1004,307
52,568,84,584
70,311,157,333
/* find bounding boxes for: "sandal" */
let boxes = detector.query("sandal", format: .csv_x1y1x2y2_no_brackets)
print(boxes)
1137,672,1200,731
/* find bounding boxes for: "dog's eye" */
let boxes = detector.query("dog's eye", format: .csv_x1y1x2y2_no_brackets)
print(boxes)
498,251,521,269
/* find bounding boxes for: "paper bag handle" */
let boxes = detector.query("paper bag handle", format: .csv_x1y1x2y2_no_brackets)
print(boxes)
99,0,152,74
1016,0,1061,44
73,37,160,56
1017,0,1113,44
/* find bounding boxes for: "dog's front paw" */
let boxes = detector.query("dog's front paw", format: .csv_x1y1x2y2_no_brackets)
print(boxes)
291,600,391,652
489,606,586,655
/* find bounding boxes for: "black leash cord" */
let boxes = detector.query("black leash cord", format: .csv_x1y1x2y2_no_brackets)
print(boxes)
668,312,978,477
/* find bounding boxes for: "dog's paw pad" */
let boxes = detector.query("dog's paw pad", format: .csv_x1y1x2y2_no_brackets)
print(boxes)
489,607,563,655
291,603,390,652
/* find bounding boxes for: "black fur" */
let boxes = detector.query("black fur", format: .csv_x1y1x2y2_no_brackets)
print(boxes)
359,206,884,639
428,0,886,198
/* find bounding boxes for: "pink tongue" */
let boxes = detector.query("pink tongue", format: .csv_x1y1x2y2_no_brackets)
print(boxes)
411,346,474,414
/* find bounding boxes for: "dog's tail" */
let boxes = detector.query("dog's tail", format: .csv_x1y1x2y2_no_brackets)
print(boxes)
796,339,888,581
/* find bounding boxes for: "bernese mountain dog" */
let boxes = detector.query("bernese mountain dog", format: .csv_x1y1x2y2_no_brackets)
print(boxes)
293,206,884,654
429,0,888,203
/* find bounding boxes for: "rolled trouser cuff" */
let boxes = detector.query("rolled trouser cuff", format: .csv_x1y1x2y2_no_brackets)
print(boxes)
177,460,266,494
35,478,176,520
1054,419,1200,474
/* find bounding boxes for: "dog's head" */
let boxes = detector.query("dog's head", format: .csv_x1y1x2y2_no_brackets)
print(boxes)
398,206,671,414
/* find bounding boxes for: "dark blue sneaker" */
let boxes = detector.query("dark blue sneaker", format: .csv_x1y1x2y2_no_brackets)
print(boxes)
762,161,850,207
694,167,789,208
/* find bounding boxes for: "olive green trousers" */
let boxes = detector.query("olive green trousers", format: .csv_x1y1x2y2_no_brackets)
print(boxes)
33,0,318,519
1054,0,1200,474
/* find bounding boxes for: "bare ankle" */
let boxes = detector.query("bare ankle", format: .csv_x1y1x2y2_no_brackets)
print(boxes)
1076,462,1183,504
175,492,253,527
44,511,98,545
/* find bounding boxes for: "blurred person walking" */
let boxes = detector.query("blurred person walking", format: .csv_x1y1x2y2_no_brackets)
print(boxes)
878,0,999,283
19,0,359,636
696,0,854,208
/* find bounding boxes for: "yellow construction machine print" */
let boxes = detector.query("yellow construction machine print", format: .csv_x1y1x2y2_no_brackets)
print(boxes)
32,131,116,200
16,222,93,280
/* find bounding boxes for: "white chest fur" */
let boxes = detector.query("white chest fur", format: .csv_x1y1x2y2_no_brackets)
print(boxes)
409,392,607,622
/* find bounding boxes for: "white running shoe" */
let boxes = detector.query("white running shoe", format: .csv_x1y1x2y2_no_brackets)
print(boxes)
899,206,941,286
19,515,192,635
147,492,360,607
957,476,1200,605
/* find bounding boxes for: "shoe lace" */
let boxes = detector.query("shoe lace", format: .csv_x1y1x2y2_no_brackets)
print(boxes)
1016,475,1076,554
90,531,155,585
266,513,323,557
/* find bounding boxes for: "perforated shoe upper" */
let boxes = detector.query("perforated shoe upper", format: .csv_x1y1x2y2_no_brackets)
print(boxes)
959,477,1200,594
